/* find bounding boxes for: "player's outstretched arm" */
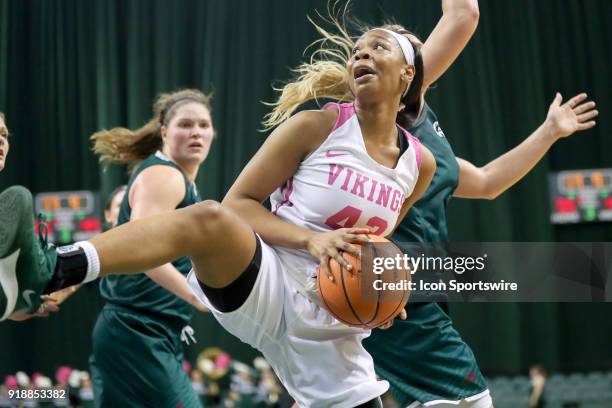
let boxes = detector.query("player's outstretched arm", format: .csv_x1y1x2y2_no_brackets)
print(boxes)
454,93,598,200
420,0,479,92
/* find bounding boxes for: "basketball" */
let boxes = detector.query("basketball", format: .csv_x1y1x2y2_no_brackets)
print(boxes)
317,235,411,329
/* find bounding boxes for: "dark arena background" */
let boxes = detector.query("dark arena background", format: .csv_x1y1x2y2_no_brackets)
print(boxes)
0,1,611,407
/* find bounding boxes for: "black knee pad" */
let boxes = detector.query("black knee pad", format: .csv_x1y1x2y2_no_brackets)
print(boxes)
196,235,261,312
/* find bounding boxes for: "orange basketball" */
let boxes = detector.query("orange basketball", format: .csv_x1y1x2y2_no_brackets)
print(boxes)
317,235,411,329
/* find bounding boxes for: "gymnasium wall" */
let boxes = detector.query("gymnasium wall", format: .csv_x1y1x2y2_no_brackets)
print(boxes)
0,0,611,376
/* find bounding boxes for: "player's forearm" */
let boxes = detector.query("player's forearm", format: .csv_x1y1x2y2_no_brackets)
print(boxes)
421,0,479,89
442,0,480,18
480,122,558,199
146,263,207,311
222,197,315,250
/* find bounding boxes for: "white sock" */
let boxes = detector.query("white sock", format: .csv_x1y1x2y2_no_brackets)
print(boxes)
74,241,100,283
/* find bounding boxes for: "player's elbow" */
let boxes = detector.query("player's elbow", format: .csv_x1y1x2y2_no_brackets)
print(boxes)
469,4,480,22
459,1,480,22
221,194,244,215
222,192,258,208
221,193,263,221
481,177,503,200
474,167,498,200
452,2,480,29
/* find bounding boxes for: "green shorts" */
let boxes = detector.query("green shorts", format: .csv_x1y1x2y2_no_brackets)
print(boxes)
363,302,488,406
90,304,201,408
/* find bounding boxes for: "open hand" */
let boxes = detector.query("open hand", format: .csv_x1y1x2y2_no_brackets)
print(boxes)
545,93,598,139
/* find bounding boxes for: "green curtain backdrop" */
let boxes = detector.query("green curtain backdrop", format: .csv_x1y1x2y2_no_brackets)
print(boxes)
0,0,611,377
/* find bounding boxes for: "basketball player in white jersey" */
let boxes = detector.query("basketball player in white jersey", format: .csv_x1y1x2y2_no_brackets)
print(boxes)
1,25,435,408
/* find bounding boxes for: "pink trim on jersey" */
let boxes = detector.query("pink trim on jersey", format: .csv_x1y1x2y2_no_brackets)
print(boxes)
272,177,294,215
323,102,355,131
398,126,422,170
323,102,422,169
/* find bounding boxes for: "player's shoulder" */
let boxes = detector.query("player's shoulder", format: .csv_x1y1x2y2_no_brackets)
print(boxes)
293,108,338,126
137,163,184,183
132,164,185,198
276,109,339,155
288,108,338,135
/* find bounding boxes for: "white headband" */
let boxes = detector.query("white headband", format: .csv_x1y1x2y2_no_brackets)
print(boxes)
378,29,415,98
379,29,415,65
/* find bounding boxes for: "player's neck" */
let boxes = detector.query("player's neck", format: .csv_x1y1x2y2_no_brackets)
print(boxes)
354,101,398,146
162,150,199,182
177,163,199,182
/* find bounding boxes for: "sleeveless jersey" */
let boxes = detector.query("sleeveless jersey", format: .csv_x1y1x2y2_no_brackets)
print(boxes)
393,103,459,243
270,102,422,286
366,105,488,405
99,151,201,328
391,103,459,301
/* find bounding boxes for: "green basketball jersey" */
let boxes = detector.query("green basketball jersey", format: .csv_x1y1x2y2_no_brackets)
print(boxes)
393,104,459,301
393,103,459,244
366,107,488,406
99,151,201,327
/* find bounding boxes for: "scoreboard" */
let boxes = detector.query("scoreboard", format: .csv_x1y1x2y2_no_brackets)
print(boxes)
35,191,102,244
549,169,612,224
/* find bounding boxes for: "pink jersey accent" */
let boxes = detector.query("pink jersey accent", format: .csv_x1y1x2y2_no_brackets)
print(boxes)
271,177,294,215
323,102,354,131
403,130,422,169
325,103,422,170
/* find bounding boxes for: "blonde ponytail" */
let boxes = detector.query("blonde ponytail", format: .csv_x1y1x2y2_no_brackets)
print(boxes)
263,4,356,130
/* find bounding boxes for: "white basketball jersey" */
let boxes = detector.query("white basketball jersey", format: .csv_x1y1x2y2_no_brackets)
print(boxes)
270,102,422,286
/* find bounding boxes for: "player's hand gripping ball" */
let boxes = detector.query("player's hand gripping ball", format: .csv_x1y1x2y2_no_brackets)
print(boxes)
317,235,410,328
